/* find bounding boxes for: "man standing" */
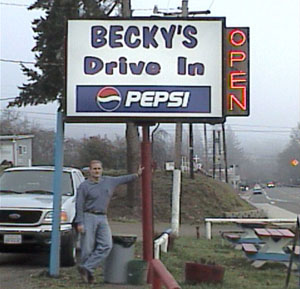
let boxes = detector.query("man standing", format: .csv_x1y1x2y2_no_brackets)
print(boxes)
75,160,143,284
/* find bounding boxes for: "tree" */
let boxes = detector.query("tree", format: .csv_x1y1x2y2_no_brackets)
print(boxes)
8,0,140,206
277,124,300,184
112,136,127,170
8,0,111,108
78,135,115,169
222,125,256,182
152,129,173,169
31,128,56,165
0,110,26,135
64,138,82,167
126,123,140,207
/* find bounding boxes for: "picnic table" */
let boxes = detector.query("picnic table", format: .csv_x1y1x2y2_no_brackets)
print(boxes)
222,221,267,247
241,228,295,268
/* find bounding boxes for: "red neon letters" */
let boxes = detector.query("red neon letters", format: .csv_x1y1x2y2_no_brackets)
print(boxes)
227,29,249,113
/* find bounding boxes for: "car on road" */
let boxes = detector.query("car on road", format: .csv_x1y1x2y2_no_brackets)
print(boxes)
267,182,275,188
252,184,263,194
0,166,85,266
239,184,249,191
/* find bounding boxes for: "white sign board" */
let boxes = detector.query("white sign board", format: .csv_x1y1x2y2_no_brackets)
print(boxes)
66,19,224,122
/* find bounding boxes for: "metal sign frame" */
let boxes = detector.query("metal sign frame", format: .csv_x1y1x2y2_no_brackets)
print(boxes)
65,17,249,124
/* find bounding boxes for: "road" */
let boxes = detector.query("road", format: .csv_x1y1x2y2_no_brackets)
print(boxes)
0,251,49,289
249,186,300,215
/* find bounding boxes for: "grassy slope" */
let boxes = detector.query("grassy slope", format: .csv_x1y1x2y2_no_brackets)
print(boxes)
108,171,253,223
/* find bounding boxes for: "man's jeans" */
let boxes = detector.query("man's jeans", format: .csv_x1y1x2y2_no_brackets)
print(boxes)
80,212,113,273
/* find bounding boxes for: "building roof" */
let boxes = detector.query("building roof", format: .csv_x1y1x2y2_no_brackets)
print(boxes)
0,135,34,141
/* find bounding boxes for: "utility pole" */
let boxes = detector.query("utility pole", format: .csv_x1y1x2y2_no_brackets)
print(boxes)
189,123,194,179
217,130,222,180
222,123,228,183
172,122,182,237
174,124,182,169
171,0,189,237
204,124,208,173
122,0,140,208
212,129,216,179
182,0,189,17
122,0,131,17
173,0,189,169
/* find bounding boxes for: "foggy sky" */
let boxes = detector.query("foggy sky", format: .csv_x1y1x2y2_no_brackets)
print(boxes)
1,0,299,157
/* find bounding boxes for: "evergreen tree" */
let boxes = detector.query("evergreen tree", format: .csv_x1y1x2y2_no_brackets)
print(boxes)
8,0,110,107
277,124,300,184
7,0,141,206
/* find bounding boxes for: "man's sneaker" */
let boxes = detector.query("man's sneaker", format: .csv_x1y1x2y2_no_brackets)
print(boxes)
77,266,89,284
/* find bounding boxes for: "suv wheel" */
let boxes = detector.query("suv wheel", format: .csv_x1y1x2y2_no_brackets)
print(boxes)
60,229,77,266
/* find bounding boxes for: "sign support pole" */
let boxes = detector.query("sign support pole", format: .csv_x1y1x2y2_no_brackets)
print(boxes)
141,125,154,263
49,109,64,277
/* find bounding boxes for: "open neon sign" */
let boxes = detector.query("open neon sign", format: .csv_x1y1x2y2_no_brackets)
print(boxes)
225,28,249,116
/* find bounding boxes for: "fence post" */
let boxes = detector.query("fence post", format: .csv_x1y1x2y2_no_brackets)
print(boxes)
206,221,212,239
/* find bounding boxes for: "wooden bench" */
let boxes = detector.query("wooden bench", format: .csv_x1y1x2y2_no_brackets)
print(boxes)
277,229,295,238
224,233,240,240
222,231,263,246
242,243,258,254
254,228,295,238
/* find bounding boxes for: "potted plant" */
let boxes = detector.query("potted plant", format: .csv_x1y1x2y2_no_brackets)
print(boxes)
185,258,225,284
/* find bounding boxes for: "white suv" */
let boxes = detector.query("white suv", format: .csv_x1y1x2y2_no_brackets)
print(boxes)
0,166,84,266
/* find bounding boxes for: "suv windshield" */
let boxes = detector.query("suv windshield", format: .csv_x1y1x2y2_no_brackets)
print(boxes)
0,170,73,196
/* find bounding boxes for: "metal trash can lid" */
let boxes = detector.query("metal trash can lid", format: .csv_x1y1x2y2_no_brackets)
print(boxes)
112,234,137,248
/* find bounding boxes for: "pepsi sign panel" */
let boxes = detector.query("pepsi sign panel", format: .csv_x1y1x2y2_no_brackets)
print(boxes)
65,18,248,123
77,85,211,115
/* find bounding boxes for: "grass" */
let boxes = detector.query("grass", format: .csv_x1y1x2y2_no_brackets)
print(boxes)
160,236,298,289
29,236,298,289
109,171,254,224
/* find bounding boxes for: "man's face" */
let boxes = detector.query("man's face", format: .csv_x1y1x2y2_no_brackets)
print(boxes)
89,162,103,179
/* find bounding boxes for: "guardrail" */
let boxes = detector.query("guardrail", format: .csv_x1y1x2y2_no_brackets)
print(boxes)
205,218,297,239
151,259,181,289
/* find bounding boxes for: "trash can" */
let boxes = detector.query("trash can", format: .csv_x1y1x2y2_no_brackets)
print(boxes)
127,259,148,285
104,234,137,284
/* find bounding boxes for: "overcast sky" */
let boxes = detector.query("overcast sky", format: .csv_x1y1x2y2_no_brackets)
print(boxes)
1,0,299,155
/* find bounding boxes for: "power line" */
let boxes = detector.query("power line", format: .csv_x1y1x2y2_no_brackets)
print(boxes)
0,108,56,116
0,58,62,66
0,58,35,65
208,0,216,10
226,124,296,129
0,2,28,7
0,97,17,101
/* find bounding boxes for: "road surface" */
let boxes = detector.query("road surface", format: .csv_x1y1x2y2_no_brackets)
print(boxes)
249,186,300,215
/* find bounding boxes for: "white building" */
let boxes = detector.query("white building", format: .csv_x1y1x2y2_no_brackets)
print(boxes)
0,135,34,167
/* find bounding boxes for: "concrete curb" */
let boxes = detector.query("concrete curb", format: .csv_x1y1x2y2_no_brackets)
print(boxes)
224,209,266,219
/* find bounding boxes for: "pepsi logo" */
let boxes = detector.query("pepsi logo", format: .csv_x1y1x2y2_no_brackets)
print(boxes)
96,87,122,112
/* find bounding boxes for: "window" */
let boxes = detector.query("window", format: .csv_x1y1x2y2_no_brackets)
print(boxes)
18,145,27,155
0,170,74,196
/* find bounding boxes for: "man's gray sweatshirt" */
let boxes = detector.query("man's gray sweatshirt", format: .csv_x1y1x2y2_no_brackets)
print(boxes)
75,174,138,224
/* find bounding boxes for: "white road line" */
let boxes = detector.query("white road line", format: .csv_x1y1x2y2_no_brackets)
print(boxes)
264,192,290,203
